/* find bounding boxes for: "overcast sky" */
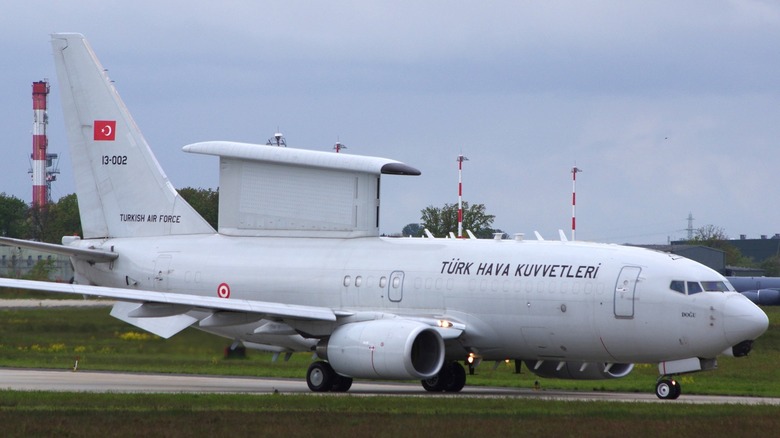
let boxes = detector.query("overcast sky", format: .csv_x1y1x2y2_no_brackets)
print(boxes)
2,1,779,243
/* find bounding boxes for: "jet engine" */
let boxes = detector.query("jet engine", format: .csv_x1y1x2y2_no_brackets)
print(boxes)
316,319,445,380
524,360,634,380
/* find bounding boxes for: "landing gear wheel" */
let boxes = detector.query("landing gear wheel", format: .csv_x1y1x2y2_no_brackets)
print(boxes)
444,362,466,393
306,361,335,392
422,373,446,392
655,378,681,400
421,361,467,393
331,374,353,392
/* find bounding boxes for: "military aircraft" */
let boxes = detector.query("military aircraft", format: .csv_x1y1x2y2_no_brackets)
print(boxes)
0,33,769,399
728,277,780,305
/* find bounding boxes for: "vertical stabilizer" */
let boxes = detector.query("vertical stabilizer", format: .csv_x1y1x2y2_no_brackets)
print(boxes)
51,33,214,238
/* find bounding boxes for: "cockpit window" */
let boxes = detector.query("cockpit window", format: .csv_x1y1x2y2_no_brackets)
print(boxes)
670,280,685,294
701,281,730,292
671,280,731,295
687,281,703,295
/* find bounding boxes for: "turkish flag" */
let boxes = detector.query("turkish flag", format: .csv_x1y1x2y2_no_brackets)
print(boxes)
93,120,116,141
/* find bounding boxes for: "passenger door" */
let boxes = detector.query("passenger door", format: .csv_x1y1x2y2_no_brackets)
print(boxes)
614,266,641,319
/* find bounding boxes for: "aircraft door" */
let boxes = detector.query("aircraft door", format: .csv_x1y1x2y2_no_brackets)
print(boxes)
614,266,641,319
388,271,404,302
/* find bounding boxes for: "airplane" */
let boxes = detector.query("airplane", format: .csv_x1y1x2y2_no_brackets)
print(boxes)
0,33,769,400
727,277,780,306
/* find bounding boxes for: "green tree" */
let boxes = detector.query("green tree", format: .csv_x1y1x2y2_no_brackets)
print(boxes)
401,223,423,237
179,187,219,230
688,224,755,268
760,255,780,277
0,193,30,238
28,194,83,243
420,201,498,238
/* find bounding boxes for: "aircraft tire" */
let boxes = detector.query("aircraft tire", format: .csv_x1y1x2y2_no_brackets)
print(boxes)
422,361,466,392
655,379,680,400
422,374,446,392
307,361,336,392
331,374,353,392
444,362,466,392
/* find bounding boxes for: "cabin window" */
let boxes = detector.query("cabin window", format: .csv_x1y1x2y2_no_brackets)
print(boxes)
670,280,685,294
687,281,703,295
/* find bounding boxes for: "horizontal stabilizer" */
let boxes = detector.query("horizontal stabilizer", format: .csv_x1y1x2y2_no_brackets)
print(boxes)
0,237,117,264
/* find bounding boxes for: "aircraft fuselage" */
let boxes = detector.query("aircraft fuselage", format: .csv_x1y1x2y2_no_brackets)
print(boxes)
73,234,750,364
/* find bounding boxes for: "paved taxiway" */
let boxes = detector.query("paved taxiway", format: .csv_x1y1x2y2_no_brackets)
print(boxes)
2,368,779,405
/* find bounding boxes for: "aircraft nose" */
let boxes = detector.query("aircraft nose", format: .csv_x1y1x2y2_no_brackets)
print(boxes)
723,294,769,346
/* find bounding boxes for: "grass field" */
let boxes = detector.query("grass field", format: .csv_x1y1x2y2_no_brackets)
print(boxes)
1,302,779,435
2,392,779,437
1,304,779,395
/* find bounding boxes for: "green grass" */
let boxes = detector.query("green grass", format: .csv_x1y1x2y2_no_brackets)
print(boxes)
1,392,778,437
1,305,780,396
2,304,780,436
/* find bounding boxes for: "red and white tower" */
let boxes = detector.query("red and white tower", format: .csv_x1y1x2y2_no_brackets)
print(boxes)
31,80,49,207
457,154,469,238
571,166,582,241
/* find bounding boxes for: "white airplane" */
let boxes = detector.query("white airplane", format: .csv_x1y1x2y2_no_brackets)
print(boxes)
0,33,768,399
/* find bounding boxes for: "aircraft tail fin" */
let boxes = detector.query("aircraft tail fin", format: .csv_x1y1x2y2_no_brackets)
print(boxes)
51,33,214,238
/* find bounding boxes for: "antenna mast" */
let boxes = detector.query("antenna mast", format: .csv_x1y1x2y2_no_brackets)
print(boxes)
457,154,469,238
30,80,58,207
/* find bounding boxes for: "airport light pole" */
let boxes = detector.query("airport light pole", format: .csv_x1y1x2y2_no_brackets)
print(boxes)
571,166,582,241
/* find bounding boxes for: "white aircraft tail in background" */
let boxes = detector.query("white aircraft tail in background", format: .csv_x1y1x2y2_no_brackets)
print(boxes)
0,33,769,400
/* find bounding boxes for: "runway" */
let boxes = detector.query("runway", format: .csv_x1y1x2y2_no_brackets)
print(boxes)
2,368,779,405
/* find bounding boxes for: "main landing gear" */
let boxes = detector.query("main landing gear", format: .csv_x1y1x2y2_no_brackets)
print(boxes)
655,377,681,400
306,361,353,392
421,361,467,392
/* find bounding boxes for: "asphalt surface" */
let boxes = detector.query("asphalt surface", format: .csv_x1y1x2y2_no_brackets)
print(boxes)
2,368,779,405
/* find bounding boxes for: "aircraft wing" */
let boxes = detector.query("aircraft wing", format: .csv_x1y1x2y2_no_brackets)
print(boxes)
0,237,118,264
0,277,335,322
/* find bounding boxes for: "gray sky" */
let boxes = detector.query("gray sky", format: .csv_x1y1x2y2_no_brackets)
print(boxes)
2,1,779,243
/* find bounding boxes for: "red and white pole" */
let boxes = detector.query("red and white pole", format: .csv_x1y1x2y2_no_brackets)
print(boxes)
571,166,582,241
32,81,49,208
457,154,469,238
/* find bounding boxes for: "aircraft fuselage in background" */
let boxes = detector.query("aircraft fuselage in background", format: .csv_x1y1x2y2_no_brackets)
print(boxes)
728,276,780,305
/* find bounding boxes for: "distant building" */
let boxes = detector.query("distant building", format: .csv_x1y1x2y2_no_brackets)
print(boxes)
0,246,73,282
647,234,780,277
636,244,726,274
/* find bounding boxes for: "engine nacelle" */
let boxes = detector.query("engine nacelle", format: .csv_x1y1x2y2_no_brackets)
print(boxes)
524,360,634,380
317,319,444,380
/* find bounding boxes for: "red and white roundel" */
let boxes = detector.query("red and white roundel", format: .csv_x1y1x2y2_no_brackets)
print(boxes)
217,282,231,299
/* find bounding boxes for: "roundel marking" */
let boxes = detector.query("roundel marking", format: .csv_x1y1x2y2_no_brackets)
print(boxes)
217,282,231,299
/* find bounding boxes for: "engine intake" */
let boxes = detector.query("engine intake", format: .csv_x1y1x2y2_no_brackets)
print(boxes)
525,360,634,380
317,319,444,379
